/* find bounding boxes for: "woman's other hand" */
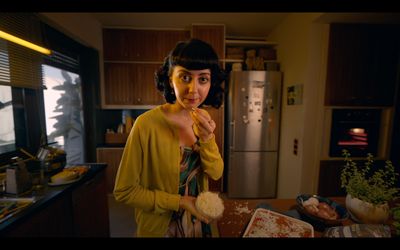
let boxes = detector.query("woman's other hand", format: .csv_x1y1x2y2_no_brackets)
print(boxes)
190,108,215,142
179,195,211,224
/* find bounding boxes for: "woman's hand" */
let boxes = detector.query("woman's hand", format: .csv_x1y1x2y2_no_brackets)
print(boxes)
179,195,211,224
190,108,215,142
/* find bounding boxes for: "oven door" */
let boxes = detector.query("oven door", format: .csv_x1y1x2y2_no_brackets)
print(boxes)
329,109,381,157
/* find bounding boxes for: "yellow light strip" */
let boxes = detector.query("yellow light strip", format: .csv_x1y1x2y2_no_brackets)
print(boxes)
0,30,52,55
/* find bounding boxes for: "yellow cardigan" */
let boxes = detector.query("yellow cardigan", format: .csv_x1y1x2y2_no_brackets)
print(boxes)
113,106,224,237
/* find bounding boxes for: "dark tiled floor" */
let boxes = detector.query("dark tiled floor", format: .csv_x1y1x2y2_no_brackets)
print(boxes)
108,194,136,237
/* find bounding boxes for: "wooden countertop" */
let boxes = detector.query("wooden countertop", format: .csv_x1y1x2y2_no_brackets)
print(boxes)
216,197,351,237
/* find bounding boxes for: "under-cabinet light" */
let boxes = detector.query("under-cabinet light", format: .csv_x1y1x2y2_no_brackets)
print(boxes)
0,30,52,55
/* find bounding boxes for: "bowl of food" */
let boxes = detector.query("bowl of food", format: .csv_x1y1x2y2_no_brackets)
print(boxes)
296,194,349,228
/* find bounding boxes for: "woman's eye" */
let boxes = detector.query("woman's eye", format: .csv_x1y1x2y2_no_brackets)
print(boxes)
199,77,210,84
180,74,191,83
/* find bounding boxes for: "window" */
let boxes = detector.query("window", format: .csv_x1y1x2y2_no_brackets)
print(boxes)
0,85,15,154
0,38,15,154
1,15,95,164
42,64,85,165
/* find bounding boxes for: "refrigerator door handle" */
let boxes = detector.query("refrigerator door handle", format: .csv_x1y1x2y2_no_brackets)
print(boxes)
230,121,235,150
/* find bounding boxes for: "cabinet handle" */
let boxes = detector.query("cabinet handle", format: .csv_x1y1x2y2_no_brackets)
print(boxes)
230,121,235,150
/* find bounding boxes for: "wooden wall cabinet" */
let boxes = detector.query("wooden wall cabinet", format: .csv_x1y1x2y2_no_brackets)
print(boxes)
103,62,164,106
325,24,400,107
191,24,225,60
103,29,190,61
102,29,190,108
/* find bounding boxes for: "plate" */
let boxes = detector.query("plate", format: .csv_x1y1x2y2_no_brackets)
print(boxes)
296,194,349,227
48,176,82,186
243,208,314,237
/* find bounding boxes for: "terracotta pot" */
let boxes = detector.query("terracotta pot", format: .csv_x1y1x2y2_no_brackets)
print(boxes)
345,194,390,224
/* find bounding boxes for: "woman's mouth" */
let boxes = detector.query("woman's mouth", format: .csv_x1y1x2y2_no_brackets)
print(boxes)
185,98,199,104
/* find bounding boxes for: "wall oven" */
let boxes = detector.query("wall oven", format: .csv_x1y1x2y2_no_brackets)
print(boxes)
330,109,381,157
322,107,393,159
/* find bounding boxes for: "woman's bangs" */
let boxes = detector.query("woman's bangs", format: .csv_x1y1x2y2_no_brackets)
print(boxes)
174,57,213,71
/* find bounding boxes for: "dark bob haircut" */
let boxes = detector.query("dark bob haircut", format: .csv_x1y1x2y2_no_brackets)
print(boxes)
155,38,226,108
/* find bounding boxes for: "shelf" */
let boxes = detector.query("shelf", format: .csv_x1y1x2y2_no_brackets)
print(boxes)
104,60,164,64
225,39,278,47
222,59,278,63
105,133,129,145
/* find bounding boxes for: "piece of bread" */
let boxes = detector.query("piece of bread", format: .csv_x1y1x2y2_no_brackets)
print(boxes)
50,170,79,184
191,108,212,138
195,191,225,220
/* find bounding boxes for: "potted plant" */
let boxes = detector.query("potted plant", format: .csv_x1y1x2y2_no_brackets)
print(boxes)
391,204,400,236
340,149,399,224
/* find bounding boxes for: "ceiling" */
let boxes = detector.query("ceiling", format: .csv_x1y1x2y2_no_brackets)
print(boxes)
90,12,400,39
90,13,290,38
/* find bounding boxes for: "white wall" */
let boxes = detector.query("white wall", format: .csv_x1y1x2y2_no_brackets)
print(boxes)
40,13,103,50
267,13,329,198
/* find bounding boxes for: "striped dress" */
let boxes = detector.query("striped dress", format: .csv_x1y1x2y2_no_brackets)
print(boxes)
165,142,211,237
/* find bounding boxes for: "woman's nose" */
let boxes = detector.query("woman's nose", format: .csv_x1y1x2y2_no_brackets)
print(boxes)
188,80,198,93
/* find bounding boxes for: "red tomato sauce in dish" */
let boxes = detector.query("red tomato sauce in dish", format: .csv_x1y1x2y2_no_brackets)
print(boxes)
243,208,314,237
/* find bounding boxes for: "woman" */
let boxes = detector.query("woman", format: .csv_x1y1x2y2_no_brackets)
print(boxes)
114,38,225,237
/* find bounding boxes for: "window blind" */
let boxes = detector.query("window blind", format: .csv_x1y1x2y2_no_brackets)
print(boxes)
0,13,44,89
43,50,80,74
0,40,11,84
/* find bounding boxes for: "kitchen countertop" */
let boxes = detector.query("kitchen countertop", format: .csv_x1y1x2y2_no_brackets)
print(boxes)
216,197,352,237
0,163,107,234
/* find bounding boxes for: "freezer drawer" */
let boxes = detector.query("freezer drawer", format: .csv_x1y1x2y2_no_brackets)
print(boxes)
227,151,277,198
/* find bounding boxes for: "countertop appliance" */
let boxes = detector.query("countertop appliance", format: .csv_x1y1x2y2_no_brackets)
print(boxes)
226,70,282,198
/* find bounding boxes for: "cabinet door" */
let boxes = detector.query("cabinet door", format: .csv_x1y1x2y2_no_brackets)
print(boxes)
103,29,131,61
155,30,191,61
102,29,190,107
192,24,225,60
325,24,399,106
3,195,74,237
71,170,110,237
97,147,124,193
104,62,164,106
103,29,190,61
318,161,347,197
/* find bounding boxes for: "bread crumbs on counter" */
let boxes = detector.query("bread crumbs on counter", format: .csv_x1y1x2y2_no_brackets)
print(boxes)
233,202,252,215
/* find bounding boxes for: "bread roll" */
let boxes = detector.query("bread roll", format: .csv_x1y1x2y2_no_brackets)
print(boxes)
50,170,79,184
191,108,212,138
195,191,224,220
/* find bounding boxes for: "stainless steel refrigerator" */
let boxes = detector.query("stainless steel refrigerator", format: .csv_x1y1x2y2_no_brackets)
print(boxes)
226,70,282,198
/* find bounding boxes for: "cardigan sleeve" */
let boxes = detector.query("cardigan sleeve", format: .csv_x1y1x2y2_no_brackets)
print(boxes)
113,116,181,214
199,134,224,181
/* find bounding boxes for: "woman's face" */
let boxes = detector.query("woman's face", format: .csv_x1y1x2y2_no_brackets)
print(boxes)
170,65,211,110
